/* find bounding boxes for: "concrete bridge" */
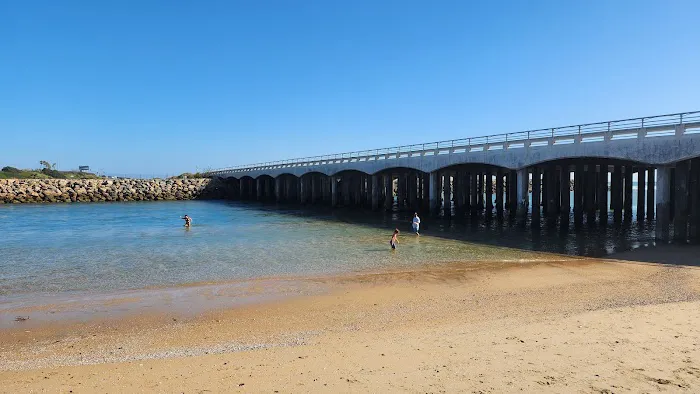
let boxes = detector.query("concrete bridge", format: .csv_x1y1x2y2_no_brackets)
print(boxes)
207,111,700,242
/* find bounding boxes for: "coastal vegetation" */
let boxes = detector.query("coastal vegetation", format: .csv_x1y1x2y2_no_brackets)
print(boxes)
0,163,99,180
172,172,208,179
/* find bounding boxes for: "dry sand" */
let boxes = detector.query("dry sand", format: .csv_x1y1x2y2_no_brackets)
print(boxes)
2,257,700,393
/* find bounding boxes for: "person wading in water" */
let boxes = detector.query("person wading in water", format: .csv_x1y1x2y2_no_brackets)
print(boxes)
390,228,400,250
411,212,421,235
181,214,192,228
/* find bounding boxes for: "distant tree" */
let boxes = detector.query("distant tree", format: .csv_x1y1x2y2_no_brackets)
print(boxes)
1,166,20,173
39,160,56,170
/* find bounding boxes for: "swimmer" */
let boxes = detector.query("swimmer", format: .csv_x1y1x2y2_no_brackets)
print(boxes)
389,228,399,250
181,214,191,227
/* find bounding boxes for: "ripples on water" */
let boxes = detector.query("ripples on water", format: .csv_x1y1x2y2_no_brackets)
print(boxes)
0,201,568,300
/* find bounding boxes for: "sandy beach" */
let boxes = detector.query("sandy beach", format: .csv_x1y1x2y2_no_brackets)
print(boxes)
2,254,700,393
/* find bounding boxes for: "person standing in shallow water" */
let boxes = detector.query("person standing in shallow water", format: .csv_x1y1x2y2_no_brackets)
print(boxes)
390,228,400,250
182,214,192,228
412,212,421,235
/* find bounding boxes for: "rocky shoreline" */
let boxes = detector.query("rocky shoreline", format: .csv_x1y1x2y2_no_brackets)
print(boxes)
0,178,225,204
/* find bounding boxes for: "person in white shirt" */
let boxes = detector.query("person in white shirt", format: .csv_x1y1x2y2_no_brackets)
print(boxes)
411,213,421,235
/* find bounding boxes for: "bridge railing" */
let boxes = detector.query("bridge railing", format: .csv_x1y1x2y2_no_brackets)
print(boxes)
207,111,700,175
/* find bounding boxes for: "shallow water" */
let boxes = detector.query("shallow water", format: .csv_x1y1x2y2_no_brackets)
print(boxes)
0,201,553,300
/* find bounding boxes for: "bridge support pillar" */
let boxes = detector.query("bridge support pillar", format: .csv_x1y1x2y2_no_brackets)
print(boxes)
504,173,510,209
371,175,380,211
485,170,493,219
674,160,689,242
320,176,328,205
460,171,469,214
300,177,308,205
586,165,597,224
294,177,300,202
358,175,364,207
637,167,646,221
342,176,351,207
453,171,461,214
670,168,676,223
531,167,541,223
496,169,504,219
331,176,338,207
310,175,318,204
470,171,478,216
350,176,357,207
541,168,548,217
647,168,655,221
560,165,571,224
398,173,407,210
598,164,608,223
462,170,470,215
384,174,393,211
516,168,528,223
656,166,671,241
612,165,623,223
574,163,584,226
409,173,418,211
282,178,290,202
421,173,430,212
442,172,451,216
429,171,440,215
227,178,239,200
478,172,485,210
238,179,246,200
553,167,561,216
506,171,515,218
690,160,700,241
292,177,299,202
275,177,282,203
241,179,249,200
546,166,557,223
624,166,633,222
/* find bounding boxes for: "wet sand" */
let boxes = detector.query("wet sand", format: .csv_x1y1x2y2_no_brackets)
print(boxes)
2,257,700,392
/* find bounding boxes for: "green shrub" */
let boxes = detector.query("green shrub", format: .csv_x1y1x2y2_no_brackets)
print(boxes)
1,166,20,173
41,168,66,179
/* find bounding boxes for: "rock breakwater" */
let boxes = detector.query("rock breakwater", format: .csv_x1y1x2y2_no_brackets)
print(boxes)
0,178,224,204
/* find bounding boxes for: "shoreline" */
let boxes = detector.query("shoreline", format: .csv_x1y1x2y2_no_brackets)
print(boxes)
2,240,696,331
3,256,700,392
0,246,579,330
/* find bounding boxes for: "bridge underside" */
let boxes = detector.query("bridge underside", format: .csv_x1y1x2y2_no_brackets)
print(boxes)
217,156,700,243
212,120,700,243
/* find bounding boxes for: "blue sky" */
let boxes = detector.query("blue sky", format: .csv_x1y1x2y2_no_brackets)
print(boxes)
2,0,699,177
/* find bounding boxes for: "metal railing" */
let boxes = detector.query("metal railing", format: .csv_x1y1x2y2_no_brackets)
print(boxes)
206,111,700,175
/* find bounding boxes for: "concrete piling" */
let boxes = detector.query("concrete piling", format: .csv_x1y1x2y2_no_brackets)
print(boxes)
516,168,528,222
496,169,504,219
531,167,541,222
636,167,645,221
674,161,689,241
485,170,493,218
647,168,655,221
656,166,671,241
586,165,596,224
623,166,633,222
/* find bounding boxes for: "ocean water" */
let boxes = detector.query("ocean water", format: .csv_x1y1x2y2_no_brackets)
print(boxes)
0,201,553,301
0,199,660,326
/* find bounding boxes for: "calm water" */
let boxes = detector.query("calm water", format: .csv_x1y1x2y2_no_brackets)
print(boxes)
1,201,559,305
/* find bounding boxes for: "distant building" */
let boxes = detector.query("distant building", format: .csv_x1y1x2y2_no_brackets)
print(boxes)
79,166,90,173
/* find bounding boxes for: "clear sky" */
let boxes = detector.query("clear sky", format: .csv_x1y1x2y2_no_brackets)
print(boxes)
2,0,699,177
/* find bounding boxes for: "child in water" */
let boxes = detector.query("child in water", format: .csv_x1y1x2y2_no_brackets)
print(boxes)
390,228,399,250
182,214,192,227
